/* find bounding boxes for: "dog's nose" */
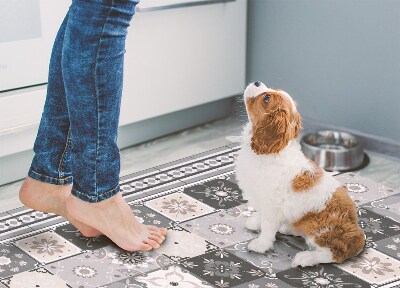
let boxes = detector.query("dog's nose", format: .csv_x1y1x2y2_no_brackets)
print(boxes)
254,81,261,87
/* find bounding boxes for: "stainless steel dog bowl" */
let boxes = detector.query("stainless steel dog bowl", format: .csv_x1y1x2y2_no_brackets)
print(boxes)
301,130,365,172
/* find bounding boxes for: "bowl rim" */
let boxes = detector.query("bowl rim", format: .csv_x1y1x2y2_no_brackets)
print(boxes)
301,130,362,152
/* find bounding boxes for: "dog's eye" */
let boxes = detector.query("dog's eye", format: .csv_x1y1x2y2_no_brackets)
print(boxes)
263,93,271,103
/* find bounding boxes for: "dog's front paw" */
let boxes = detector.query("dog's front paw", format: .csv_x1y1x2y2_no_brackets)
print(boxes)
247,237,273,253
246,213,261,231
292,251,319,267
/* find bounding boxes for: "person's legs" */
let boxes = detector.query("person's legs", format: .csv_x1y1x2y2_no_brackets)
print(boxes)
62,0,130,203
19,10,102,237
28,12,72,185
62,0,166,251
20,0,167,250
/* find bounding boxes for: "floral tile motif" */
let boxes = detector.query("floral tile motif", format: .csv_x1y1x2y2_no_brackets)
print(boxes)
0,267,69,288
129,202,174,228
14,231,82,264
334,173,398,206
277,264,368,288
375,234,400,260
106,246,173,278
0,243,38,279
156,225,218,263
4,145,400,288
46,245,172,287
181,204,258,248
357,207,400,246
183,179,246,209
362,193,400,223
225,239,300,276
337,248,400,285
55,223,110,251
136,265,213,287
144,192,215,223
181,249,266,288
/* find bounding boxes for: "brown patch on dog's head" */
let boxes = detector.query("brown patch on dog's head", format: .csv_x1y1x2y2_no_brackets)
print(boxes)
245,90,302,155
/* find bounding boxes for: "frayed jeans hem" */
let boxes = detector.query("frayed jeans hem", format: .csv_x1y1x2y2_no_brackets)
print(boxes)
28,169,73,185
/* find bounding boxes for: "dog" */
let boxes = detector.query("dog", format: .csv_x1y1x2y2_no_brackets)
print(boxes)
234,81,365,267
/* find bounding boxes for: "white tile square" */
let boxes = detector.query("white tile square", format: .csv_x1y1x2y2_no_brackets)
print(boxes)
337,248,400,285
14,231,82,264
144,192,215,222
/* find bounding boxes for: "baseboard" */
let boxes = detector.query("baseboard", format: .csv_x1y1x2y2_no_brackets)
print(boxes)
302,117,400,159
0,96,235,186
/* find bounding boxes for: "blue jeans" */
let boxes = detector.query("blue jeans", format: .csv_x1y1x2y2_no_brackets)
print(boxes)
28,0,139,203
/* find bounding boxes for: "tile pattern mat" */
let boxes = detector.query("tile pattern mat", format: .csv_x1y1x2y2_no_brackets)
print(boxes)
1,143,400,287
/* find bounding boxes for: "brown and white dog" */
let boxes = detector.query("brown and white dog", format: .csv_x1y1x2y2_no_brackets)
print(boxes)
234,81,365,267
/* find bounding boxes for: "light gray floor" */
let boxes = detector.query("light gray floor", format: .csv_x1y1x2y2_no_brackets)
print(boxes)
0,115,399,214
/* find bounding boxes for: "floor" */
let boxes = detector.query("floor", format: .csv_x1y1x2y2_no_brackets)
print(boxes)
1,116,399,214
0,115,400,287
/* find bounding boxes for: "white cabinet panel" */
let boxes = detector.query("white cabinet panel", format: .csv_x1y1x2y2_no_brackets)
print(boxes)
119,0,246,125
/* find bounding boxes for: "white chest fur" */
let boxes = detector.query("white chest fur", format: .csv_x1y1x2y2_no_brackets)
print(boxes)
234,123,342,223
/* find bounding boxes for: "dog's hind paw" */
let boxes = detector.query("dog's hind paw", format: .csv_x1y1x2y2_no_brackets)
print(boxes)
247,237,273,253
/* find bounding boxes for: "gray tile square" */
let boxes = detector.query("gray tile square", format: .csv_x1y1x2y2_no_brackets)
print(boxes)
335,173,398,206
181,204,258,248
0,243,38,279
375,234,400,260
362,193,400,223
55,223,110,251
46,245,172,287
225,239,301,276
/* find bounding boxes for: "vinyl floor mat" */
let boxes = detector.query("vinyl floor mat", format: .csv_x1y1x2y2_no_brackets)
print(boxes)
1,143,400,288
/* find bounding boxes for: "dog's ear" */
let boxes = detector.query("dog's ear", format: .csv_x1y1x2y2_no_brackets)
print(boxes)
293,112,302,138
251,109,291,155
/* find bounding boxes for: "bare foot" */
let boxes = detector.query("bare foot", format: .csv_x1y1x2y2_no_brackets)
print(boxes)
66,192,168,251
19,177,101,237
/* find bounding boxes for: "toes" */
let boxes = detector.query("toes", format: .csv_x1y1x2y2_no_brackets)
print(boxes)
140,244,153,251
143,238,160,249
149,234,164,245
148,226,168,236
148,229,165,240
127,243,152,252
